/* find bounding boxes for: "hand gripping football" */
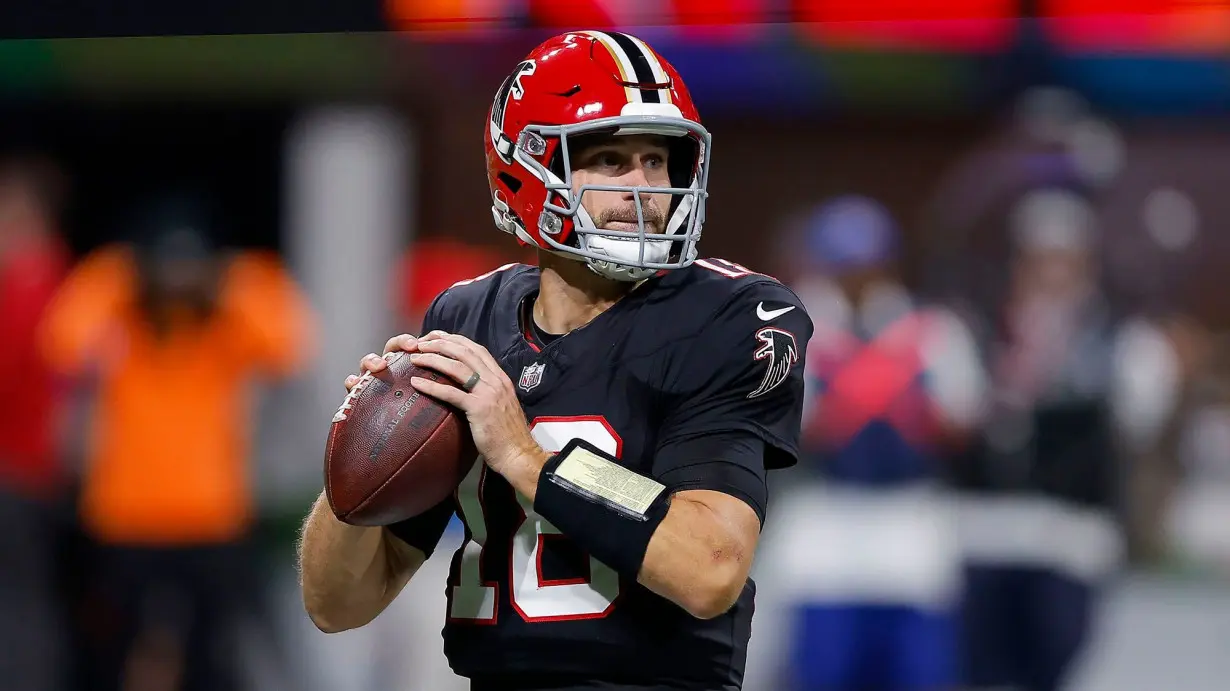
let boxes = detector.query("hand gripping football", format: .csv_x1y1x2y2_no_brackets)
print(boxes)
324,351,476,525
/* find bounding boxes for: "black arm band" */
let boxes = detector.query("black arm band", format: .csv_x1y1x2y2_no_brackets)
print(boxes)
533,438,671,581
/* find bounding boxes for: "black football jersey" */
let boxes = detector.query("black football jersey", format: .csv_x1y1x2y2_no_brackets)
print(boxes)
389,259,812,689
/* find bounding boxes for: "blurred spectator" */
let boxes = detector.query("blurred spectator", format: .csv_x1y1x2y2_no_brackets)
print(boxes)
952,187,1179,691
755,196,985,691
1117,312,1210,567
1160,326,1230,576
0,155,72,691
38,191,317,691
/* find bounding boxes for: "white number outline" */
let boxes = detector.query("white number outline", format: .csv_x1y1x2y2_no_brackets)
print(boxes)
694,257,788,285
448,416,624,624
695,257,757,278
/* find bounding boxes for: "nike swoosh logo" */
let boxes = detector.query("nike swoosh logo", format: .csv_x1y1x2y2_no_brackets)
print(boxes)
756,302,796,321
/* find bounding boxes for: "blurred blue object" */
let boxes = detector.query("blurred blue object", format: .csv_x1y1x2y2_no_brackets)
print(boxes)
804,195,899,273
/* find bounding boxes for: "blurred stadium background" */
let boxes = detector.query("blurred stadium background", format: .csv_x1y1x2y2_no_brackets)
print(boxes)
3,2,1230,690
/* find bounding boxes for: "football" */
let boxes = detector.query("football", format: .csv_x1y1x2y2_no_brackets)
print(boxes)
324,351,476,526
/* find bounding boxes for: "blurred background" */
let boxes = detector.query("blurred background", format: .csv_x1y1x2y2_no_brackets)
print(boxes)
2,2,1230,691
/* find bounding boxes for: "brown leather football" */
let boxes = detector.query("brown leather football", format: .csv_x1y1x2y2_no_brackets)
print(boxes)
324,351,476,526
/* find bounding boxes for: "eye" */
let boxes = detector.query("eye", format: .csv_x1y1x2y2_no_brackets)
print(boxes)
592,151,622,169
643,153,667,169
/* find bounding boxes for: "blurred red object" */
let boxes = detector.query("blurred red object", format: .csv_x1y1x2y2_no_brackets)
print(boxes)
1040,0,1230,52
397,238,529,327
528,0,622,28
0,234,69,497
794,0,1017,52
386,0,515,31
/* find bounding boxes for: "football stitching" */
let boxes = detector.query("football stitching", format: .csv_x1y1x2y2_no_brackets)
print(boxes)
334,360,463,519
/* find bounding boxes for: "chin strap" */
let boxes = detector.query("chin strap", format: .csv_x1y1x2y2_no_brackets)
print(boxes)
586,260,655,283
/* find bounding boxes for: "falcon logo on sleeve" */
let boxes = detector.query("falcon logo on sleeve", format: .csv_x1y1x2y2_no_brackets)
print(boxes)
748,327,799,399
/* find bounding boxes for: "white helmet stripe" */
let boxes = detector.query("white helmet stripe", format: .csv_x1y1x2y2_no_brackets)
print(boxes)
579,30,641,104
624,33,672,105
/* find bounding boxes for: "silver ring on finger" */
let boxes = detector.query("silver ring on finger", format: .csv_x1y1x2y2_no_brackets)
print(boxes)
461,370,481,393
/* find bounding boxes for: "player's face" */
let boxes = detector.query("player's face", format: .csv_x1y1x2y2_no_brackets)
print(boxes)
570,134,673,235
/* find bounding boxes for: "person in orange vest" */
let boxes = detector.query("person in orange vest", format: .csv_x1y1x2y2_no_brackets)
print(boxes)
39,191,317,691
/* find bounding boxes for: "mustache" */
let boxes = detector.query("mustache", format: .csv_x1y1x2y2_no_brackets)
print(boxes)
595,205,666,230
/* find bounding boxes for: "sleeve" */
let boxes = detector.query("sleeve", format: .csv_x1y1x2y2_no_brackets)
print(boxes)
385,289,458,554
220,251,319,376
654,431,768,524
37,245,135,376
385,498,456,557
652,282,813,512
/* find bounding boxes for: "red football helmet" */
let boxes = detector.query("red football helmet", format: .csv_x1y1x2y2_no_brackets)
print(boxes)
484,31,711,282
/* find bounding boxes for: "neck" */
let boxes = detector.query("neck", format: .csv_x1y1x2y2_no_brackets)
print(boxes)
533,251,634,334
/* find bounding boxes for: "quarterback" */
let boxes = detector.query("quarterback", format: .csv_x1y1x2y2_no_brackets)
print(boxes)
299,30,813,690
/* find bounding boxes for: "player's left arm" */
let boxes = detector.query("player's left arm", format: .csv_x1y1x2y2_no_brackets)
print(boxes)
632,283,812,618
411,282,812,620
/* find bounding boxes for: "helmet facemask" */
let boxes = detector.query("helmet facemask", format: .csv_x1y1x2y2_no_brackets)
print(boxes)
512,114,712,282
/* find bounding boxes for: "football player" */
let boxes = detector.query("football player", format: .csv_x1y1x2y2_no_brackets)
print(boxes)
299,31,813,691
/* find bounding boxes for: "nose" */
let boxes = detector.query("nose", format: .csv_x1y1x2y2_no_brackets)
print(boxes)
619,161,653,200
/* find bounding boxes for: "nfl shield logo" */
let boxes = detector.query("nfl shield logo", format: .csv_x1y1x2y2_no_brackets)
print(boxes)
518,362,546,392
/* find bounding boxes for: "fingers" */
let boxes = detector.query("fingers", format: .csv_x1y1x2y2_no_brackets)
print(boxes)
340,353,383,392
441,333,503,373
360,352,387,374
410,376,469,407
341,333,422,392
415,334,500,380
383,333,419,355
344,345,399,392
406,352,475,388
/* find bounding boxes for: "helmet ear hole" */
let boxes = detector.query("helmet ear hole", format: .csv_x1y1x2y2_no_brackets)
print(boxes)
497,172,522,194
667,137,697,190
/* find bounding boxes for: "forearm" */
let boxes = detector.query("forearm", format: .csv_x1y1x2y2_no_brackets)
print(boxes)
506,449,750,619
636,495,751,618
298,492,420,632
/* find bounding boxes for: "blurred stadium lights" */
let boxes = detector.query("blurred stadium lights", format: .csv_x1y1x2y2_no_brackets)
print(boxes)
384,0,1023,44
793,0,1019,52
384,0,779,32
1142,187,1201,253
0,2,1227,114
382,0,1230,56
1040,0,1230,53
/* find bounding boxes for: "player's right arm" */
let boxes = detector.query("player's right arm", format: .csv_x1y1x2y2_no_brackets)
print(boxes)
298,489,427,633
299,334,455,633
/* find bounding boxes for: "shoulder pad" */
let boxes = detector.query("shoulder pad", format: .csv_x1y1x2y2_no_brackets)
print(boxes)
438,262,533,304
683,258,799,307
429,263,534,330
689,257,782,286
649,259,806,343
